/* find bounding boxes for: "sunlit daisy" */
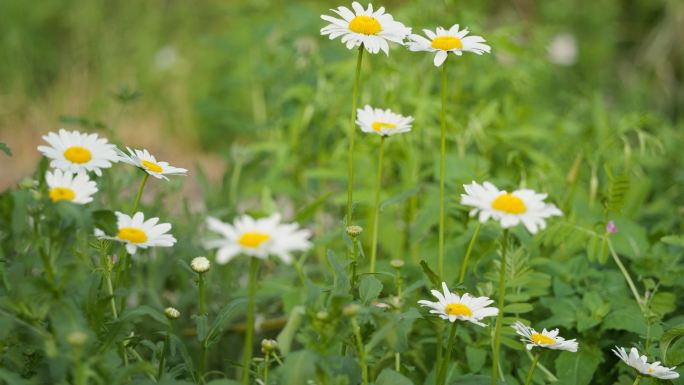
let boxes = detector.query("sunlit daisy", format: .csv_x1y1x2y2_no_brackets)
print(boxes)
96,211,176,254
117,147,187,180
45,169,98,204
205,213,312,264
460,181,562,234
37,129,119,176
407,24,491,66
417,282,498,326
512,321,578,352
320,2,411,55
612,346,679,380
356,105,413,137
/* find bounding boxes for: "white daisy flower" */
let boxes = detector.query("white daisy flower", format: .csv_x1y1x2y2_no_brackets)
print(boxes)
407,24,491,67
612,346,679,380
45,169,98,204
96,211,176,254
512,321,578,352
417,282,498,327
37,129,119,176
356,105,413,137
204,213,312,265
320,2,411,55
460,181,562,234
117,147,187,180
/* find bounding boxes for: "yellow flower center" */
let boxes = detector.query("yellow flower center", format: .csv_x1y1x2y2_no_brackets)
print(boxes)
349,16,382,35
239,232,271,248
372,121,397,132
64,146,92,164
431,36,463,51
648,368,655,373
531,333,555,345
49,187,75,202
141,160,163,173
445,303,473,316
117,227,148,244
491,193,527,214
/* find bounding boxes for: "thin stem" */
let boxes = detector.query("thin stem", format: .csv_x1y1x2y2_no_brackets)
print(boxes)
351,236,359,296
198,272,207,383
437,322,458,385
103,255,128,367
525,349,557,382
346,46,364,226
632,374,642,385
606,238,644,311
524,351,541,385
263,353,270,385
131,172,149,214
458,222,482,283
491,229,509,385
438,58,449,279
370,136,386,273
395,353,401,372
242,257,259,385
157,324,171,380
351,317,369,385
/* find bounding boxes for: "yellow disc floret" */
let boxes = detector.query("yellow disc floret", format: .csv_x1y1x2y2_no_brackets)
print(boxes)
49,187,76,202
531,333,555,345
431,36,463,51
64,146,92,164
117,227,148,244
491,193,527,214
445,303,473,316
239,232,271,248
349,16,382,35
371,121,397,132
141,160,163,173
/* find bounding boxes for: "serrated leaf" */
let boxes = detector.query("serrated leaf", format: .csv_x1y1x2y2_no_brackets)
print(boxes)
359,276,382,304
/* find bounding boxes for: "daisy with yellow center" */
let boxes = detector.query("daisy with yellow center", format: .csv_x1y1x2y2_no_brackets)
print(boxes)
95,211,176,254
356,105,413,137
117,147,187,180
37,129,119,176
418,282,498,326
407,24,491,66
512,321,578,352
320,2,411,55
613,346,679,380
45,169,98,204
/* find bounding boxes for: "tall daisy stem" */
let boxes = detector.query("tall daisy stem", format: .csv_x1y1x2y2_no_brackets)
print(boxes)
242,257,259,385
351,317,369,385
524,351,541,385
131,172,149,214
157,323,171,380
369,136,386,273
606,238,644,311
632,374,642,385
437,322,458,385
458,222,482,283
198,272,207,383
438,58,449,279
491,229,509,385
346,46,364,225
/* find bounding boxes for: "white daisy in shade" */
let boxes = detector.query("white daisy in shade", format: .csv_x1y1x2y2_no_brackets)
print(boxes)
45,169,98,204
460,181,562,234
407,24,491,67
613,346,679,380
356,105,413,137
512,321,578,352
96,211,176,254
205,213,312,265
117,147,187,180
417,282,498,327
37,129,119,176
320,2,411,55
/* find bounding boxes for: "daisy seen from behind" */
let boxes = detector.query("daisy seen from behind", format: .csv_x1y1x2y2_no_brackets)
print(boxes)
407,24,491,66
96,211,176,254
117,147,187,180
45,169,98,204
37,129,119,176
356,105,413,137
512,321,578,352
613,346,679,380
418,282,498,327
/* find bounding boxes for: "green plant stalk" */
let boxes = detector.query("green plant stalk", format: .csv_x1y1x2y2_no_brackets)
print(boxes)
524,351,541,385
606,238,644,311
394,264,403,372
370,136,386,273
491,229,509,385
346,45,364,226
525,349,557,382
157,324,171,380
103,255,129,367
263,353,270,385
242,257,259,385
438,58,449,279
198,272,207,383
351,317,369,385
632,374,642,385
437,322,458,385
458,221,482,283
131,172,149,214
351,235,360,295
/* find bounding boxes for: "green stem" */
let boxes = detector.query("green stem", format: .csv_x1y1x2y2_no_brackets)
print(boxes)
370,136,386,273
242,257,259,385
346,45,364,226
263,353,270,385
395,353,401,372
525,349,557,382
157,324,171,380
491,229,509,385
458,222,482,283
198,272,207,383
437,322,458,385
632,374,642,385
524,351,541,385
351,317,369,385
103,255,129,367
131,172,149,214
606,238,644,311
438,58,449,279
351,236,359,296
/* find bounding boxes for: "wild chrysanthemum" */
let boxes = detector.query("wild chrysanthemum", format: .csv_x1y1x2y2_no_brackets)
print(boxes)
460,181,562,234
418,282,498,327
37,129,119,176
117,147,187,180
512,321,578,352
356,105,413,137
320,2,411,55
205,213,312,264
407,25,491,66
96,211,176,254
45,169,98,204
613,347,679,380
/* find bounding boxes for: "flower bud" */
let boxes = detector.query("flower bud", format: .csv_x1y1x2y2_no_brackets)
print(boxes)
342,303,361,317
390,259,405,269
315,310,330,321
261,339,278,354
345,225,363,237
191,256,211,273
606,220,618,234
164,307,181,320
67,331,88,346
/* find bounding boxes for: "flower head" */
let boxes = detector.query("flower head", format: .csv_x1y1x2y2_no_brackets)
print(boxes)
320,2,411,55
45,169,98,204
512,321,578,352
191,256,211,273
606,220,618,234
164,307,181,320
37,129,119,176
205,213,312,264
117,147,187,180
612,346,679,380
407,24,491,67
96,211,176,254
460,181,562,234
356,105,413,137
417,282,498,327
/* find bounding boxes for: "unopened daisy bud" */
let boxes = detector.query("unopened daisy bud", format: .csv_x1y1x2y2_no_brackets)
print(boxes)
164,307,181,320
346,225,363,237
342,304,361,317
67,331,88,346
316,310,330,321
261,339,278,354
390,259,405,269
191,256,211,273
606,220,618,234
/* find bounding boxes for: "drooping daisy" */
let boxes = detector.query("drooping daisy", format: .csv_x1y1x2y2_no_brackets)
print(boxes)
512,321,578,352
117,147,187,180
96,211,176,254
356,105,413,137
612,346,679,380
37,129,119,176
205,213,312,265
460,181,562,234
417,282,498,327
45,169,98,204
407,24,491,67
320,2,411,55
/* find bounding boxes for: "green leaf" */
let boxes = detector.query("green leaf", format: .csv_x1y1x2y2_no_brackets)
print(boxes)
193,314,208,342
380,187,420,211
206,298,246,346
661,235,684,248
449,374,496,384
359,276,383,304
661,324,684,366
277,306,305,355
278,349,318,384
93,209,118,236
119,305,168,325
295,192,333,223
376,368,413,385
466,346,487,373
327,249,350,295
503,303,533,314
0,143,11,156
420,260,441,287
554,344,602,385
